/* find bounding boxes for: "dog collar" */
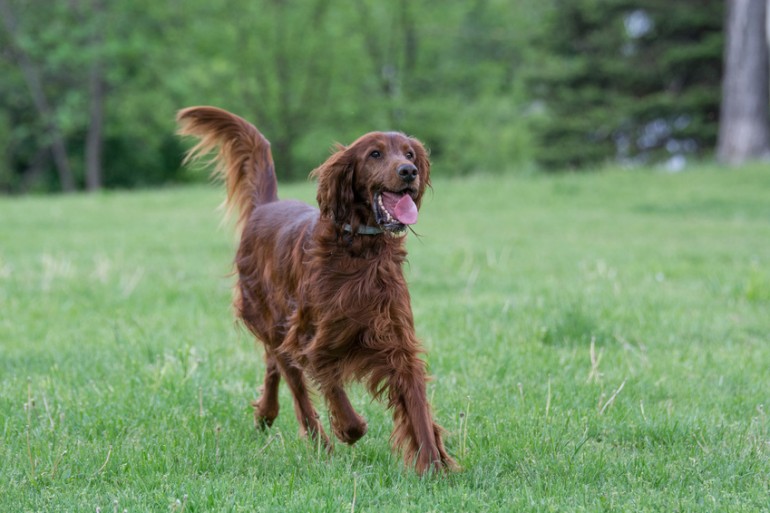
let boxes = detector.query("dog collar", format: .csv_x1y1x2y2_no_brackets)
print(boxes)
343,224,384,235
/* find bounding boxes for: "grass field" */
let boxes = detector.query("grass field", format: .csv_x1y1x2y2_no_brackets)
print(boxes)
1,165,769,512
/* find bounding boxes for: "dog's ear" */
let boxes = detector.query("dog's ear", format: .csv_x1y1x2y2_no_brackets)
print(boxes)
311,144,355,224
410,137,431,208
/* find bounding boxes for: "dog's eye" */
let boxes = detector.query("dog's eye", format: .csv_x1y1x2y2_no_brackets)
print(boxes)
369,150,381,159
405,151,414,160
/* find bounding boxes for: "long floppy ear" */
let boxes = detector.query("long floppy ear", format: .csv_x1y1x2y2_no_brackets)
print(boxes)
410,137,431,209
310,144,355,223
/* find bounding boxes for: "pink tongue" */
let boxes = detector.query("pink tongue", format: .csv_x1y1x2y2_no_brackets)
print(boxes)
393,194,418,225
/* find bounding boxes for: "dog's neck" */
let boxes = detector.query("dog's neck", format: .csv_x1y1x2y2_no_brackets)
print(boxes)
315,219,408,261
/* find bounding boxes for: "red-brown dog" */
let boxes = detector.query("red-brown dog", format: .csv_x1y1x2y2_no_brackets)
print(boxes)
177,107,456,474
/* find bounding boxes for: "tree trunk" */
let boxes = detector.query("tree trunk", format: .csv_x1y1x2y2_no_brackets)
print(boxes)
716,0,770,165
85,0,106,191
355,2,404,128
0,0,76,191
85,58,104,191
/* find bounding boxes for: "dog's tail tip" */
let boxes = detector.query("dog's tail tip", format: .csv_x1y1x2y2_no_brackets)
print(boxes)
176,106,278,225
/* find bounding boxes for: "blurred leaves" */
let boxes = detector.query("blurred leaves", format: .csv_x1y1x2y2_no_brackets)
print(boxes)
0,0,726,192
528,0,723,170
0,0,547,192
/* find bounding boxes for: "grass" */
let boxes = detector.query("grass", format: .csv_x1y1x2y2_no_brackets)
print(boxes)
1,164,769,512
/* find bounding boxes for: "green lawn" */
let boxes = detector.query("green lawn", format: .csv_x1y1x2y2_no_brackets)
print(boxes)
1,165,769,512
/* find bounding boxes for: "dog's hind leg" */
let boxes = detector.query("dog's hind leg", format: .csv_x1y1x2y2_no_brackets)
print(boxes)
253,350,281,429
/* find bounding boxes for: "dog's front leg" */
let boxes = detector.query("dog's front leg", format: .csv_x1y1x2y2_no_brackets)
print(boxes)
325,385,368,445
387,363,457,474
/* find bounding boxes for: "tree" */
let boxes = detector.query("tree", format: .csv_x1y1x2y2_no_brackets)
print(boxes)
0,0,190,192
0,0,76,191
84,0,106,191
347,0,542,174
716,0,770,165
0,0,555,191
188,0,349,180
529,0,723,170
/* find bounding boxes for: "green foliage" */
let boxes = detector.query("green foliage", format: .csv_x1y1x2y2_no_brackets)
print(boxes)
528,0,723,170
1,165,770,510
0,0,188,191
0,0,734,189
0,0,548,191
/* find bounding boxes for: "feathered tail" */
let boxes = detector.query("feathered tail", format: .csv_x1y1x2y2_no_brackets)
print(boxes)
176,106,277,226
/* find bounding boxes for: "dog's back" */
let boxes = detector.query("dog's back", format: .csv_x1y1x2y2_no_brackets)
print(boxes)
236,200,317,345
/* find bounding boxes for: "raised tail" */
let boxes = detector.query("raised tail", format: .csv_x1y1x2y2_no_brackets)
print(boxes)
176,106,278,226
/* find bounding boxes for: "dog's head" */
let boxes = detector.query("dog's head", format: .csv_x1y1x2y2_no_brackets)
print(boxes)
312,132,431,234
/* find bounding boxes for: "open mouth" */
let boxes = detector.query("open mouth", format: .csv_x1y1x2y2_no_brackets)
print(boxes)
373,190,418,232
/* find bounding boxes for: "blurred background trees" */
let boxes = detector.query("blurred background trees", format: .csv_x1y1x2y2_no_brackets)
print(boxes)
0,0,762,193
528,0,723,171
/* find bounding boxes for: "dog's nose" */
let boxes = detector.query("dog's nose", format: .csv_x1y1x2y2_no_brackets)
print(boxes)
397,163,418,183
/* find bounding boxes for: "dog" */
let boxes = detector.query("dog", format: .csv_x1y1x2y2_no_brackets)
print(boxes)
177,106,456,474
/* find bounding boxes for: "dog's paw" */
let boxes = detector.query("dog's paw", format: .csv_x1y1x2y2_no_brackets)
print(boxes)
252,398,279,430
331,415,368,445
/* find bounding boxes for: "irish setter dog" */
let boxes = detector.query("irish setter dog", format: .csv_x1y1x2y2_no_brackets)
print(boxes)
177,106,456,474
